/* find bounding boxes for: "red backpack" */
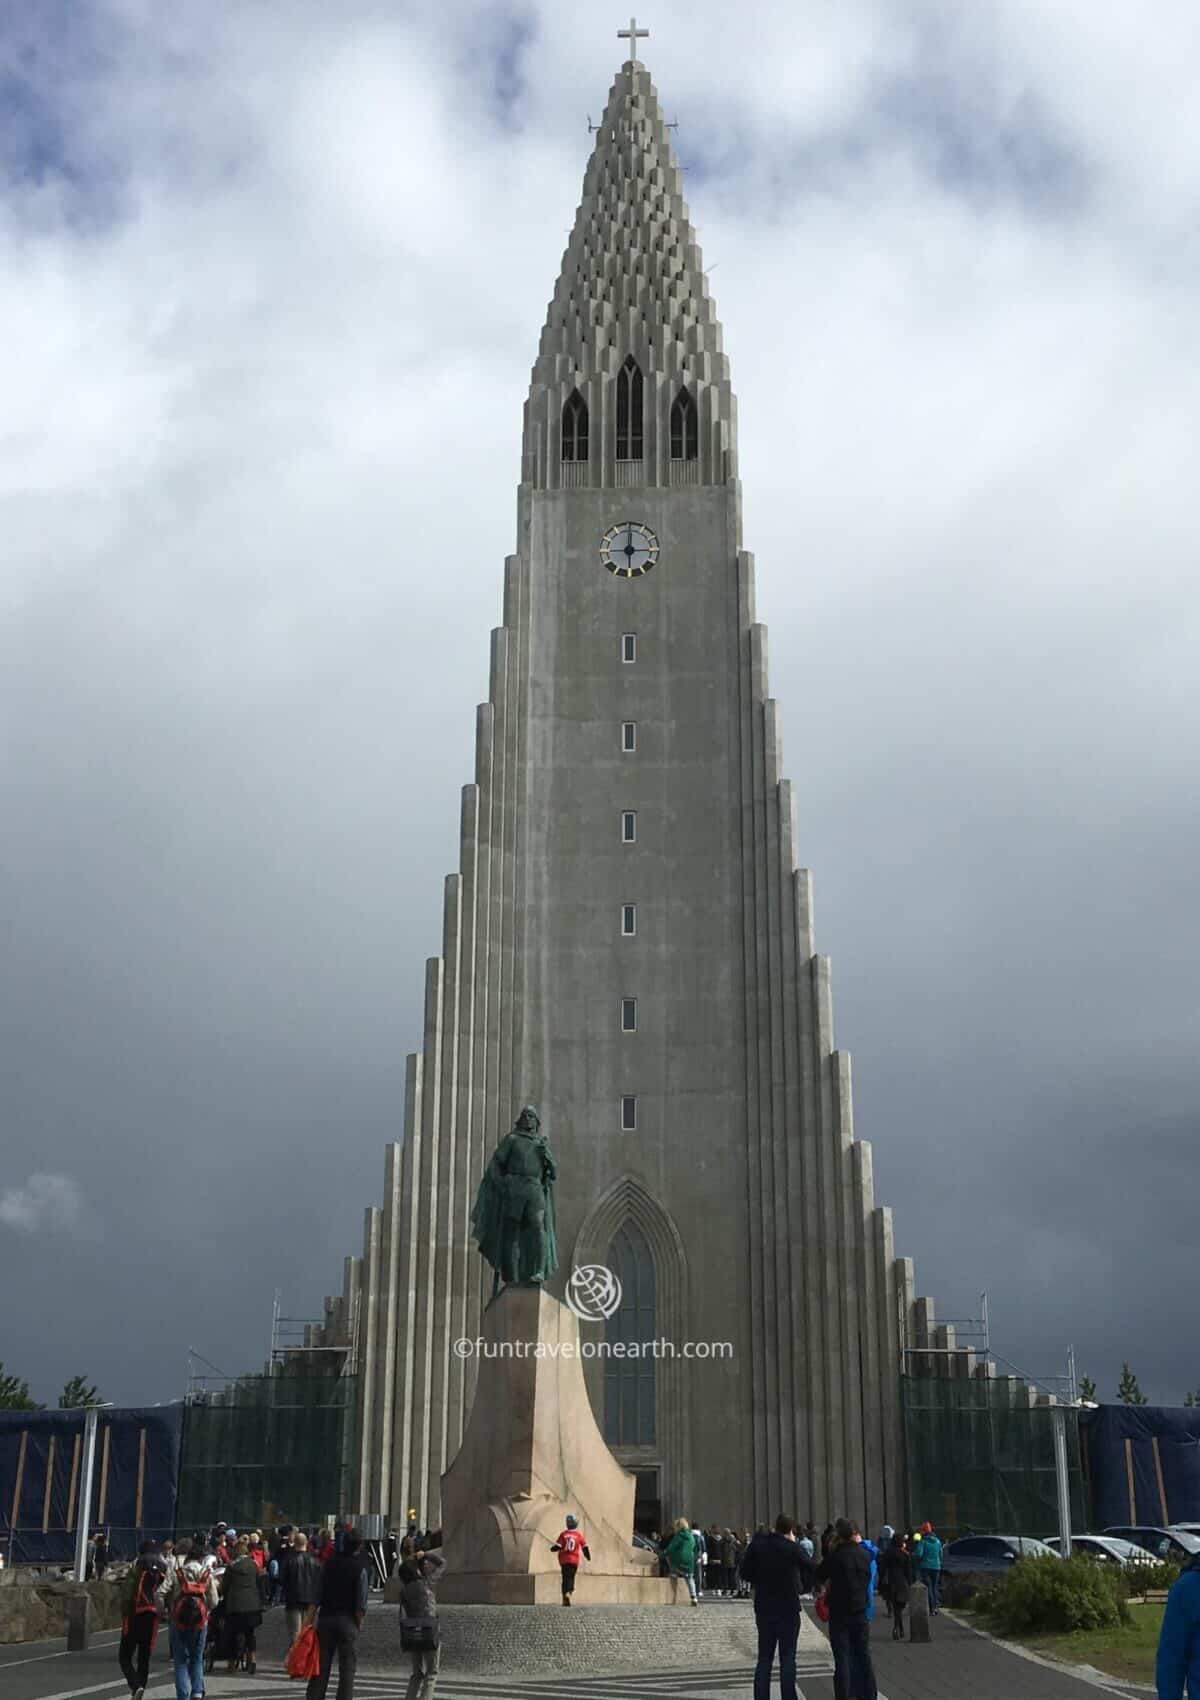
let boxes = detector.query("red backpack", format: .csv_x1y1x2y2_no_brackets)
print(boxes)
133,1562,164,1615
172,1573,210,1633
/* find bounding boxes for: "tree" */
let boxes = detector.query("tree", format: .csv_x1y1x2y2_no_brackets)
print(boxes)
0,1362,41,1410
1184,1391,1199,1409
58,1376,102,1409
1117,1362,1148,1406
1079,1374,1097,1402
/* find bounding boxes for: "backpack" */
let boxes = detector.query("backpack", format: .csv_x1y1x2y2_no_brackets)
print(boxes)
399,1613,439,1652
134,1561,165,1615
173,1574,210,1632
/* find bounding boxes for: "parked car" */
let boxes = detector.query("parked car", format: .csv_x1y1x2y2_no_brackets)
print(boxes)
942,1535,1059,1574
1102,1525,1200,1561
1042,1534,1156,1566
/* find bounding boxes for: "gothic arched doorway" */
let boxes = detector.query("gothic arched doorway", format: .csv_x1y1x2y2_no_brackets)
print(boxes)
572,1176,690,1526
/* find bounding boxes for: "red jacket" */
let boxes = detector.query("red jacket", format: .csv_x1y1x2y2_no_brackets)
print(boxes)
552,1529,588,1567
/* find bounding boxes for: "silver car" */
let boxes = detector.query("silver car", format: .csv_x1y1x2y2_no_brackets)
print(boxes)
1102,1525,1200,1561
1042,1534,1155,1566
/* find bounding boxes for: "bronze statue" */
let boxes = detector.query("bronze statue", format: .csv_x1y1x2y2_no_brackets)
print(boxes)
471,1105,558,1293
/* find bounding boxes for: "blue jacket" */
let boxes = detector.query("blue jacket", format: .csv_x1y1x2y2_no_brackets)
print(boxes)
919,1534,943,1571
1156,1562,1200,1700
861,1539,878,1622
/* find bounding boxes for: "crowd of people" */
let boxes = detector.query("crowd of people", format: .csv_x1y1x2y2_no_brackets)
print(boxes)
107,1508,948,1700
642,1515,943,1613
642,1513,945,1698
110,1518,445,1700
96,1499,1200,1700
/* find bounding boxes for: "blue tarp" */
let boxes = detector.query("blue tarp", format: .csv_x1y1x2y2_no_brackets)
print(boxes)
0,1405,183,1563
1080,1404,1200,1529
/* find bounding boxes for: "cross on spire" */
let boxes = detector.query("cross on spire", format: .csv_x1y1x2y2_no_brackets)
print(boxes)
617,16,649,64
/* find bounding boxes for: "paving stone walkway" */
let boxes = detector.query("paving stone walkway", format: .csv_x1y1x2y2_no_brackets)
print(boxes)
801,1609,1148,1700
0,1606,1153,1700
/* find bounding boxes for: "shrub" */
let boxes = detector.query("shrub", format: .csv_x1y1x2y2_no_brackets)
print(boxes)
978,1555,1129,1635
1125,1559,1180,1598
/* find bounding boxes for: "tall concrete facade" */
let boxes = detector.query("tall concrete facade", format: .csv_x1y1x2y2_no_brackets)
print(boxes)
318,50,955,1533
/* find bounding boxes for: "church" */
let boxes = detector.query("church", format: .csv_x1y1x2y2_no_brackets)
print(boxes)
314,29,956,1534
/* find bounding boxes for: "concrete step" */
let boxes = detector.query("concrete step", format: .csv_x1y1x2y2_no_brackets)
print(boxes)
253,1598,833,1678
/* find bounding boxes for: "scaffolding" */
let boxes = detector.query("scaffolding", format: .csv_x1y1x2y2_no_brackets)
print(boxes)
901,1367,1085,1538
177,1329,354,1534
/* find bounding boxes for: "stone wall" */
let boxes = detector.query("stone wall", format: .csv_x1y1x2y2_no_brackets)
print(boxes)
0,1574,124,1644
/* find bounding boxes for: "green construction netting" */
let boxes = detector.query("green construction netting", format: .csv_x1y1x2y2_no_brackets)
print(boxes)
902,1374,1085,1539
176,1362,354,1535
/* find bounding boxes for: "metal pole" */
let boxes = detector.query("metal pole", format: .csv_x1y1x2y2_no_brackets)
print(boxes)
1052,1404,1072,1556
72,1405,100,1583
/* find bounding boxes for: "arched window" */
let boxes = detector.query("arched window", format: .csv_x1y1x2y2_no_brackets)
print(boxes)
670,386,698,461
561,389,588,463
616,356,643,460
603,1223,656,1445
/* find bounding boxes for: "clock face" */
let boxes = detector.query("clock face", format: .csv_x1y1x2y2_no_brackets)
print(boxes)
601,521,659,579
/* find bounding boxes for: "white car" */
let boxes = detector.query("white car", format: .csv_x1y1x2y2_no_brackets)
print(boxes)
1042,1534,1156,1567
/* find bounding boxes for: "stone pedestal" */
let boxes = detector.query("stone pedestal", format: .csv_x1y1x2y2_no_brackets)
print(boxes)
65,1592,90,1651
438,1285,677,1605
908,1579,932,1642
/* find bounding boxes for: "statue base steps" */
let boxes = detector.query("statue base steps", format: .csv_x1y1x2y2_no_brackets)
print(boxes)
361,1601,834,1675
436,1570,681,1605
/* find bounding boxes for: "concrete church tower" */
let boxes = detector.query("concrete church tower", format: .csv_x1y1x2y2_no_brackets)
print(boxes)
322,38,940,1534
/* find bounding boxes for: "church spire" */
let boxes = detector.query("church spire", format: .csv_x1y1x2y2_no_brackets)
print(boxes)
522,49,735,490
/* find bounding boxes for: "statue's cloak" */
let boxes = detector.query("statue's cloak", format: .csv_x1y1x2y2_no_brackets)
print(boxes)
470,1132,559,1282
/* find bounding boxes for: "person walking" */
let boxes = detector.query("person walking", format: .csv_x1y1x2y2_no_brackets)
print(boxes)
281,1531,321,1645
1156,1550,1200,1700
248,1532,268,1607
221,1537,263,1674
816,1520,878,1700
692,1521,708,1598
718,1527,736,1596
737,1529,754,1596
549,1514,590,1606
158,1544,219,1700
118,1541,167,1700
664,1518,699,1605
796,1527,816,1598
917,1522,943,1615
398,1547,446,1700
740,1514,808,1700
306,1527,369,1700
874,1526,893,1617
878,1535,915,1640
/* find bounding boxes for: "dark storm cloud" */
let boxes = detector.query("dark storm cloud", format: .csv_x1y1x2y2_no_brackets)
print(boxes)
1,0,1197,1411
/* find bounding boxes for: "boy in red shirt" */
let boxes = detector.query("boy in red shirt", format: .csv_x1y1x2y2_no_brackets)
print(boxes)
550,1514,591,1606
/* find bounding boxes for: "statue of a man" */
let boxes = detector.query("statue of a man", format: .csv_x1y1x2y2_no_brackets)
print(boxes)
471,1106,558,1293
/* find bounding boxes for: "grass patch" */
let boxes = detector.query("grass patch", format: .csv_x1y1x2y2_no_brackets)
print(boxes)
1008,1600,1164,1686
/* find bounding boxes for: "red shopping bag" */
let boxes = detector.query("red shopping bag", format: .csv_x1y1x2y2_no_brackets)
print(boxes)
815,1590,831,1623
285,1625,321,1680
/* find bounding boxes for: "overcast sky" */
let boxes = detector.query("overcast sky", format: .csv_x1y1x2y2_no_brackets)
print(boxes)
2,0,1197,1415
